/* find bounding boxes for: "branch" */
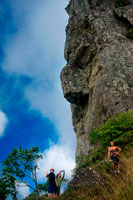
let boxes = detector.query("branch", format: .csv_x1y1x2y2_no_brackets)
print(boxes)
16,179,36,191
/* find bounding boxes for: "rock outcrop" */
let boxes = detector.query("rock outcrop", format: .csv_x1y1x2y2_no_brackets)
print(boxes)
69,166,105,187
61,0,133,157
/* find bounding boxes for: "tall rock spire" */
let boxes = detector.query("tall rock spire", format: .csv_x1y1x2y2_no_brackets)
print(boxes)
61,0,133,157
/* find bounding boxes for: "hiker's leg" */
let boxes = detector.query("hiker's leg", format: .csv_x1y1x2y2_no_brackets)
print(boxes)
56,186,60,196
115,163,120,173
48,186,52,198
117,164,120,172
114,163,117,170
51,187,56,198
116,156,120,172
48,193,51,198
51,193,56,198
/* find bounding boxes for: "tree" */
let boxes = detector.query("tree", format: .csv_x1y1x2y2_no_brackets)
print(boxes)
2,146,43,198
0,174,17,200
0,177,11,200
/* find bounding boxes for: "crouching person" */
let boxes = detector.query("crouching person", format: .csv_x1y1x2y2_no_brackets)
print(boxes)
46,168,56,198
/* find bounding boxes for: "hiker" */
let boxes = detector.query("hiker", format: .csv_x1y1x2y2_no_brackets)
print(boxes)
55,170,65,196
46,168,56,198
108,141,121,173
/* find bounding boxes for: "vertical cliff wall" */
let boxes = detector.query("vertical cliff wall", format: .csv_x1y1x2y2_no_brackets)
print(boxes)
61,0,133,157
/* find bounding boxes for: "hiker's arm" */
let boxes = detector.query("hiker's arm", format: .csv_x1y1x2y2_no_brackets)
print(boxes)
46,171,48,177
108,148,110,159
56,173,59,178
62,170,65,179
116,147,121,155
61,170,65,179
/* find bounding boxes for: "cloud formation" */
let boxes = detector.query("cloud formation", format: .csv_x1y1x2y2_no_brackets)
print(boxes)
16,184,30,200
0,111,8,137
2,0,76,148
37,144,76,182
2,0,68,80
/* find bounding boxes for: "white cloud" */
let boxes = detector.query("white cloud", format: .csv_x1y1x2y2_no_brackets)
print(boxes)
6,184,30,200
16,183,30,200
37,145,76,182
2,0,76,149
2,0,68,80
0,111,8,137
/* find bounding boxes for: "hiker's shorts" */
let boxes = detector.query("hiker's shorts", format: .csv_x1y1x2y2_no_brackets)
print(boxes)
48,185,56,194
111,155,119,165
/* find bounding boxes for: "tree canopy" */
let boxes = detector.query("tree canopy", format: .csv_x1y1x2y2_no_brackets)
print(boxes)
2,146,43,199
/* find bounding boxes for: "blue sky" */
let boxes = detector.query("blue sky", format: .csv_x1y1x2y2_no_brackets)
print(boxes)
0,0,75,198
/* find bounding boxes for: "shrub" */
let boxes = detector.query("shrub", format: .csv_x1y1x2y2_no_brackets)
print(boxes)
75,111,133,169
89,111,133,148
127,27,133,38
114,0,127,7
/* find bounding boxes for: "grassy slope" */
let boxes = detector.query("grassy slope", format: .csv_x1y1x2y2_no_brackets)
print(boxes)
59,147,133,200
56,112,133,200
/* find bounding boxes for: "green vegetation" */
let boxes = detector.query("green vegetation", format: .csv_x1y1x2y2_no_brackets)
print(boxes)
127,27,133,38
128,27,133,33
1,146,43,199
76,111,133,168
60,149,133,200
0,175,17,200
114,0,127,8
24,193,48,200
90,111,133,146
61,157,133,200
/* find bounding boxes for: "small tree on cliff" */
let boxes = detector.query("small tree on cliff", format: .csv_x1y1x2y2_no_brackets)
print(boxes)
2,146,43,198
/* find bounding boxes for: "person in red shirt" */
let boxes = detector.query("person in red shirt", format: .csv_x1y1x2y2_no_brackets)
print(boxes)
108,141,121,173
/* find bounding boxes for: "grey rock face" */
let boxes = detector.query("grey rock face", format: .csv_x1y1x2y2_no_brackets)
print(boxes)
115,5,133,25
69,166,105,187
60,0,133,158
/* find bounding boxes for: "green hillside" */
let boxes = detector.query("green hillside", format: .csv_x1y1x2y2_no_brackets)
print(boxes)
26,111,133,200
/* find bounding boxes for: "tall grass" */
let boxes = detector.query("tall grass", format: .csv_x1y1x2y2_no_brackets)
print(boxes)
58,148,133,200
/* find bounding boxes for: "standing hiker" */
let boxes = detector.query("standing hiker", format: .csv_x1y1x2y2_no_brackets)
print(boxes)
55,170,65,196
108,141,121,173
46,168,56,198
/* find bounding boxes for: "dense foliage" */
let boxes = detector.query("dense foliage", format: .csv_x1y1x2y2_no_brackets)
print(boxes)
89,111,133,148
0,175,17,200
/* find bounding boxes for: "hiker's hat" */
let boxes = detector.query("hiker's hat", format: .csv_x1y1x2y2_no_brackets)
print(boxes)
50,168,55,172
